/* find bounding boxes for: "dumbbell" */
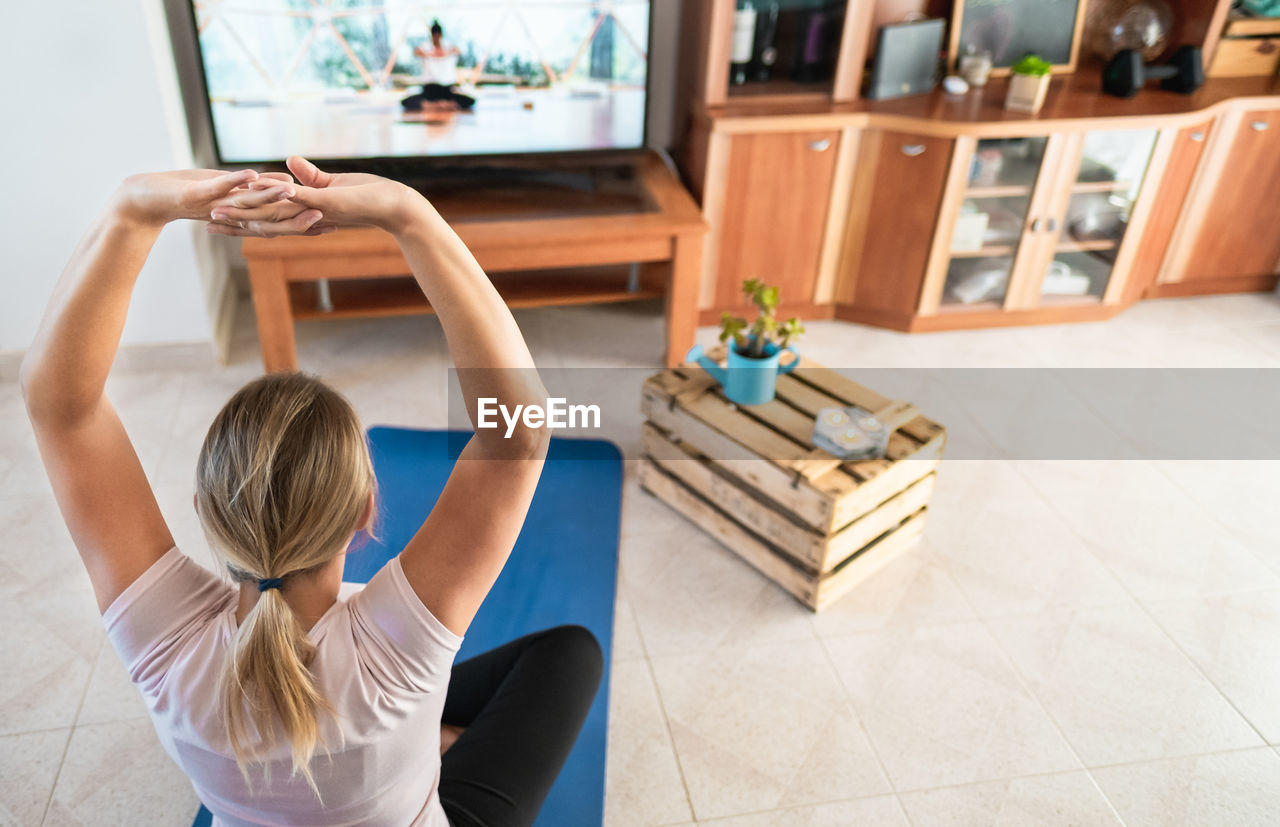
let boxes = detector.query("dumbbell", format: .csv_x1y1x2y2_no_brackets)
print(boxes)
1102,45,1204,98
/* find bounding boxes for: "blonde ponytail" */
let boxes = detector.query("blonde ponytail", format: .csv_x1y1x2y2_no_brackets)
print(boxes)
195,373,375,796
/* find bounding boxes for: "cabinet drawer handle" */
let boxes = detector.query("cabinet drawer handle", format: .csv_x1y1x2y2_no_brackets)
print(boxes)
901,144,926,156
809,139,831,151
1251,120,1269,132
1190,131,1205,141
1047,217,1058,232
1032,218,1044,232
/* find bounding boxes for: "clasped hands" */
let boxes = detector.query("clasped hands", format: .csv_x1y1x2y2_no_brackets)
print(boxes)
116,156,417,237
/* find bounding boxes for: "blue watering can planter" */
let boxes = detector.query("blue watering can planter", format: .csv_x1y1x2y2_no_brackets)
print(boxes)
686,341,799,406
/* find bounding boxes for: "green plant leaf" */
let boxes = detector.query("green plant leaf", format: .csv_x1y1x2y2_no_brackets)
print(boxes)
1011,54,1052,76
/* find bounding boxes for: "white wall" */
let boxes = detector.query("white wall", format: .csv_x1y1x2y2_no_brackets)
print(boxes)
0,0,214,354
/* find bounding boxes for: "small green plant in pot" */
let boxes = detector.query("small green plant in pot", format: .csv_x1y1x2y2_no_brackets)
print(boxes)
1005,54,1052,113
685,279,805,406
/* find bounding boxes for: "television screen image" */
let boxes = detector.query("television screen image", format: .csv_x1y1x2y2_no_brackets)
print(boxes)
190,1,651,163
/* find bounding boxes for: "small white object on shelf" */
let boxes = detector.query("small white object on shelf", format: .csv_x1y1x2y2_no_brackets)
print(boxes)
951,208,990,251
1041,262,1091,296
943,75,970,95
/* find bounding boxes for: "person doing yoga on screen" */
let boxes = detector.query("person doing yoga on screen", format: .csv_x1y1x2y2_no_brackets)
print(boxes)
403,19,476,112
21,159,601,827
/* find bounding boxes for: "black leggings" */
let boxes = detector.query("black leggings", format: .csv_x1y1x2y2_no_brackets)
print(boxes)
402,82,477,112
438,625,603,827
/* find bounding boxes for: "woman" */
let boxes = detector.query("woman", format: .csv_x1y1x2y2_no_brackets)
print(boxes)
20,158,602,826
403,20,476,112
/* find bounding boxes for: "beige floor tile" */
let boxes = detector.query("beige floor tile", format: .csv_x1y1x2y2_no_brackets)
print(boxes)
651,639,889,819
1092,748,1280,827
824,621,1080,792
810,540,975,636
0,416,51,499
987,605,1262,767
0,728,70,825
604,660,692,827
1152,461,1280,557
43,719,197,827
898,771,1121,826
619,475,686,540
1019,460,1280,600
623,528,816,657
0,587,100,736
611,592,646,662
926,463,1131,618
0,495,95,599
77,638,149,727
1145,589,1280,744
696,794,909,826
102,370,186,414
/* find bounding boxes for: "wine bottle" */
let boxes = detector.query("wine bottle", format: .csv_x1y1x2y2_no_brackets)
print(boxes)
730,0,757,86
754,3,780,83
793,10,826,83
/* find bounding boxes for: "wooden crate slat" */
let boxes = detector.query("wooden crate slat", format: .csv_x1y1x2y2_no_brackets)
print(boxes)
782,368,939,446
829,453,941,531
639,458,928,611
822,473,935,570
644,422,939,574
642,423,827,568
790,362,894,416
644,376,814,465
813,510,928,611
674,366,844,481
639,459,825,608
641,384,836,529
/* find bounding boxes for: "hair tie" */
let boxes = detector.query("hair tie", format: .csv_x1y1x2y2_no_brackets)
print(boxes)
257,577,285,592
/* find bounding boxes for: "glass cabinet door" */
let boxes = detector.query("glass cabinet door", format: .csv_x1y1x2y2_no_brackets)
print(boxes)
727,0,847,98
1037,129,1159,304
940,136,1048,309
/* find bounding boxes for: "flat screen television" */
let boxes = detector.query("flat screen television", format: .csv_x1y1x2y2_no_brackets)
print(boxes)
186,1,652,166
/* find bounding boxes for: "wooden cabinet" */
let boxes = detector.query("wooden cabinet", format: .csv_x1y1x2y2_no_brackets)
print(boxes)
678,0,869,109
836,130,954,322
710,129,843,313
903,127,1171,326
677,0,1280,333
1126,120,1214,302
1160,108,1280,293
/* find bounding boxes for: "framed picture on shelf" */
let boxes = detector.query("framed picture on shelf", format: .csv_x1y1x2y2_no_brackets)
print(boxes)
950,0,1090,76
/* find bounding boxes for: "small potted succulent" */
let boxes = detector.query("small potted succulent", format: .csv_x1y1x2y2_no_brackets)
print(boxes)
1005,54,1052,114
686,279,805,405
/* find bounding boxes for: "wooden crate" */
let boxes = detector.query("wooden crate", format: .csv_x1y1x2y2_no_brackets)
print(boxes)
1210,16,1280,79
638,353,946,611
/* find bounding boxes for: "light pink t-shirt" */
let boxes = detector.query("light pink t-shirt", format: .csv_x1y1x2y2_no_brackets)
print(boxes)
103,547,463,827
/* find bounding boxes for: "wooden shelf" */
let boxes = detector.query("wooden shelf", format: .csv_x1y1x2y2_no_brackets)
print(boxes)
727,79,834,102
1037,293,1103,307
1072,180,1135,194
704,68,1280,132
935,299,1004,313
965,185,1032,199
1056,239,1119,253
950,245,1015,258
289,267,664,322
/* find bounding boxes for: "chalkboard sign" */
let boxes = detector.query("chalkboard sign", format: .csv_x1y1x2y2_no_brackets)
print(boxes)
950,0,1089,74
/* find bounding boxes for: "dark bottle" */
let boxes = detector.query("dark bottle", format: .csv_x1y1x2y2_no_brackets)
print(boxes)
754,3,780,83
793,10,827,84
730,0,757,86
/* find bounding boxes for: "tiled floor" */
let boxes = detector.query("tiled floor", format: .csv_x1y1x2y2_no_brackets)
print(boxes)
2,292,1279,825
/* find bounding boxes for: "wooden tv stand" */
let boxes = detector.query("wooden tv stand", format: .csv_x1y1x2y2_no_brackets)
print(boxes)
241,150,705,371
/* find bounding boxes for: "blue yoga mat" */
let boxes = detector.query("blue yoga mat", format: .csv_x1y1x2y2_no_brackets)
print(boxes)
195,427,622,827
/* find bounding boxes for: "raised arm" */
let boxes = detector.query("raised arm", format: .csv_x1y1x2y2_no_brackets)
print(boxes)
21,170,313,612
276,158,549,636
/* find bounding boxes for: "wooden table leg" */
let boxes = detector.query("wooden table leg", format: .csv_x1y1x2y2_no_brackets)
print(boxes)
246,258,298,373
664,232,703,368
